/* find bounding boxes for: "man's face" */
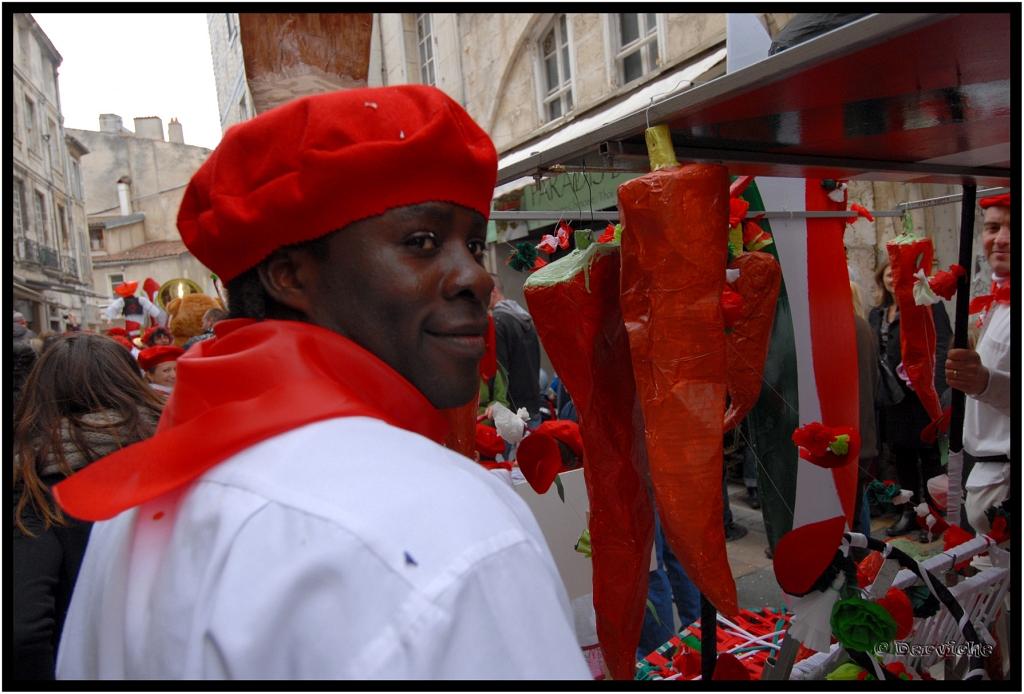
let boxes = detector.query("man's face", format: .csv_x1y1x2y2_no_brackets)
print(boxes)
305,202,493,410
982,206,1010,277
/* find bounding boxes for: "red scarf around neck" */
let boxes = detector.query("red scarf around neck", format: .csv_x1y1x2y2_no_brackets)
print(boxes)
969,278,1011,314
53,319,450,521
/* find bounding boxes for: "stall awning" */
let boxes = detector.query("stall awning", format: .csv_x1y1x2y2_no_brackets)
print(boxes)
496,13,1010,188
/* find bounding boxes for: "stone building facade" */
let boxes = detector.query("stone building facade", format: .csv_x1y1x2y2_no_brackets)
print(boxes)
13,13,98,333
67,115,217,313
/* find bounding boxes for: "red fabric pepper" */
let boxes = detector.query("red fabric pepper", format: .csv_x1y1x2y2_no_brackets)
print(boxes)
618,162,739,617
721,285,744,329
524,243,654,680
723,252,782,433
929,264,965,300
886,238,948,442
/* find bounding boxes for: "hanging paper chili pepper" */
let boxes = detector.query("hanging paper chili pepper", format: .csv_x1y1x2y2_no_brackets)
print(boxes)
885,231,950,442
524,235,655,681
617,124,738,617
723,252,782,433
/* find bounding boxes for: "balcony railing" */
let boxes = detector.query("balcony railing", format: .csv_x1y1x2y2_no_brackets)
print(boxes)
39,245,60,270
62,254,78,277
15,236,39,264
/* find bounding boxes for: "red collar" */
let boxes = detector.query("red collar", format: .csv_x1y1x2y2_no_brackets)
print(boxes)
53,319,449,521
969,278,1011,326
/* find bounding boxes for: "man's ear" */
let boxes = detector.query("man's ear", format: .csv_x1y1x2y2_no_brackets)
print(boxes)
256,248,320,318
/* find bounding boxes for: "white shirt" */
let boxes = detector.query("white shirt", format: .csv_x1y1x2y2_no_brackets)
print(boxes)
964,293,1011,490
56,417,590,680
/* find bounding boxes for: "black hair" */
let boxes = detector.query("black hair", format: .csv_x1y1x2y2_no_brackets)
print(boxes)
226,232,336,321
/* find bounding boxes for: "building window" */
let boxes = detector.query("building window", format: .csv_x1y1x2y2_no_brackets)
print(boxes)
49,119,60,169
109,273,125,297
58,204,70,248
615,13,659,85
34,192,48,244
25,98,38,153
539,14,573,122
70,159,84,198
14,180,27,235
89,226,105,251
19,27,30,68
226,13,239,42
416,14,436,86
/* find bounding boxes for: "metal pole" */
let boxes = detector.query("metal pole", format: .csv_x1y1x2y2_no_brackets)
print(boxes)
700,594,717,680
946,185,976,526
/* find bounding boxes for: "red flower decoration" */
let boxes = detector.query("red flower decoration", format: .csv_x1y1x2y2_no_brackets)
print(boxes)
792,422,860,468
877,588,914,640
928,264,965,300
721,285,744,329
845,203,874,223
729,197,750,228
598,223,616,243
986,515,1010,545
942,525,974,570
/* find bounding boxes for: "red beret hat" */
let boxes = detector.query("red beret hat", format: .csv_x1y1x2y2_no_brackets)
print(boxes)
138,345,183,371
979,193,1010,209
110,335,135,352
106,327,129,337
114,281,139,298
772,515,846,596
177,85,499,282
534,420,584,460
475,424,506,461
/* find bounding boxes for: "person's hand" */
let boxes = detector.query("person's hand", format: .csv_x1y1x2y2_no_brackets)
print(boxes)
945,348,989,395
483,404,494,421
67,312,78,327
106,318,113,328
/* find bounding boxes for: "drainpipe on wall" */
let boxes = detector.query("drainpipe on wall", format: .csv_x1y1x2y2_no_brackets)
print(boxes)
117,178,133,216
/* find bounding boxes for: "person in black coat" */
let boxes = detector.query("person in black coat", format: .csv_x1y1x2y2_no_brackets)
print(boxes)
869,261,952,537
13,334,163,680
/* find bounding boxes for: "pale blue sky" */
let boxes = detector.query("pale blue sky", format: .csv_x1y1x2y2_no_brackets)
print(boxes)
33,13,223,150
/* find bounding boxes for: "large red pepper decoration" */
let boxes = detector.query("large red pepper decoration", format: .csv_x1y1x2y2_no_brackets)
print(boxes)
524,239,654,681
617,125,738,617
886,236,950,441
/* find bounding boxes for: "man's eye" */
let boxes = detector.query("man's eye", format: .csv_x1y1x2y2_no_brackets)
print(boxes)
408,233,440,250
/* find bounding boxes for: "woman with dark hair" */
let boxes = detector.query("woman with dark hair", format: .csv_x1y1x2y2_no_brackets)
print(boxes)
868,260,952,537
13,333,163,680
143,325,174,348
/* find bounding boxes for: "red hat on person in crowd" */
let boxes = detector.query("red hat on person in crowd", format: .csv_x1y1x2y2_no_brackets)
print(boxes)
109,335,135,352
106,326,130,337
177,85,499,283
114,281,140,298
979,193,1010,209
143,325,172,346
475,424,506,461
516,420,585,495
137,345,183,372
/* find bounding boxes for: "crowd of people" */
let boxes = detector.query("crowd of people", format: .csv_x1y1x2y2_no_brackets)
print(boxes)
11,84,1010,681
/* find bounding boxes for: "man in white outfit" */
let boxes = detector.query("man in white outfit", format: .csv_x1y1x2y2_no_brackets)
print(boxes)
945,193,1011,537
52,86,590,680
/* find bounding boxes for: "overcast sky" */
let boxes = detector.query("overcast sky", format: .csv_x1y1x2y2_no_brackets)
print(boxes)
33,13,223,151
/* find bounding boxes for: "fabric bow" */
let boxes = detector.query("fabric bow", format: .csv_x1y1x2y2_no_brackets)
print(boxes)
969,279,1011,326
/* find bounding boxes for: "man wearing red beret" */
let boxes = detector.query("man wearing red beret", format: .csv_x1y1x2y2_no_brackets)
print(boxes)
946,193,1011,540
53,86,589,680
